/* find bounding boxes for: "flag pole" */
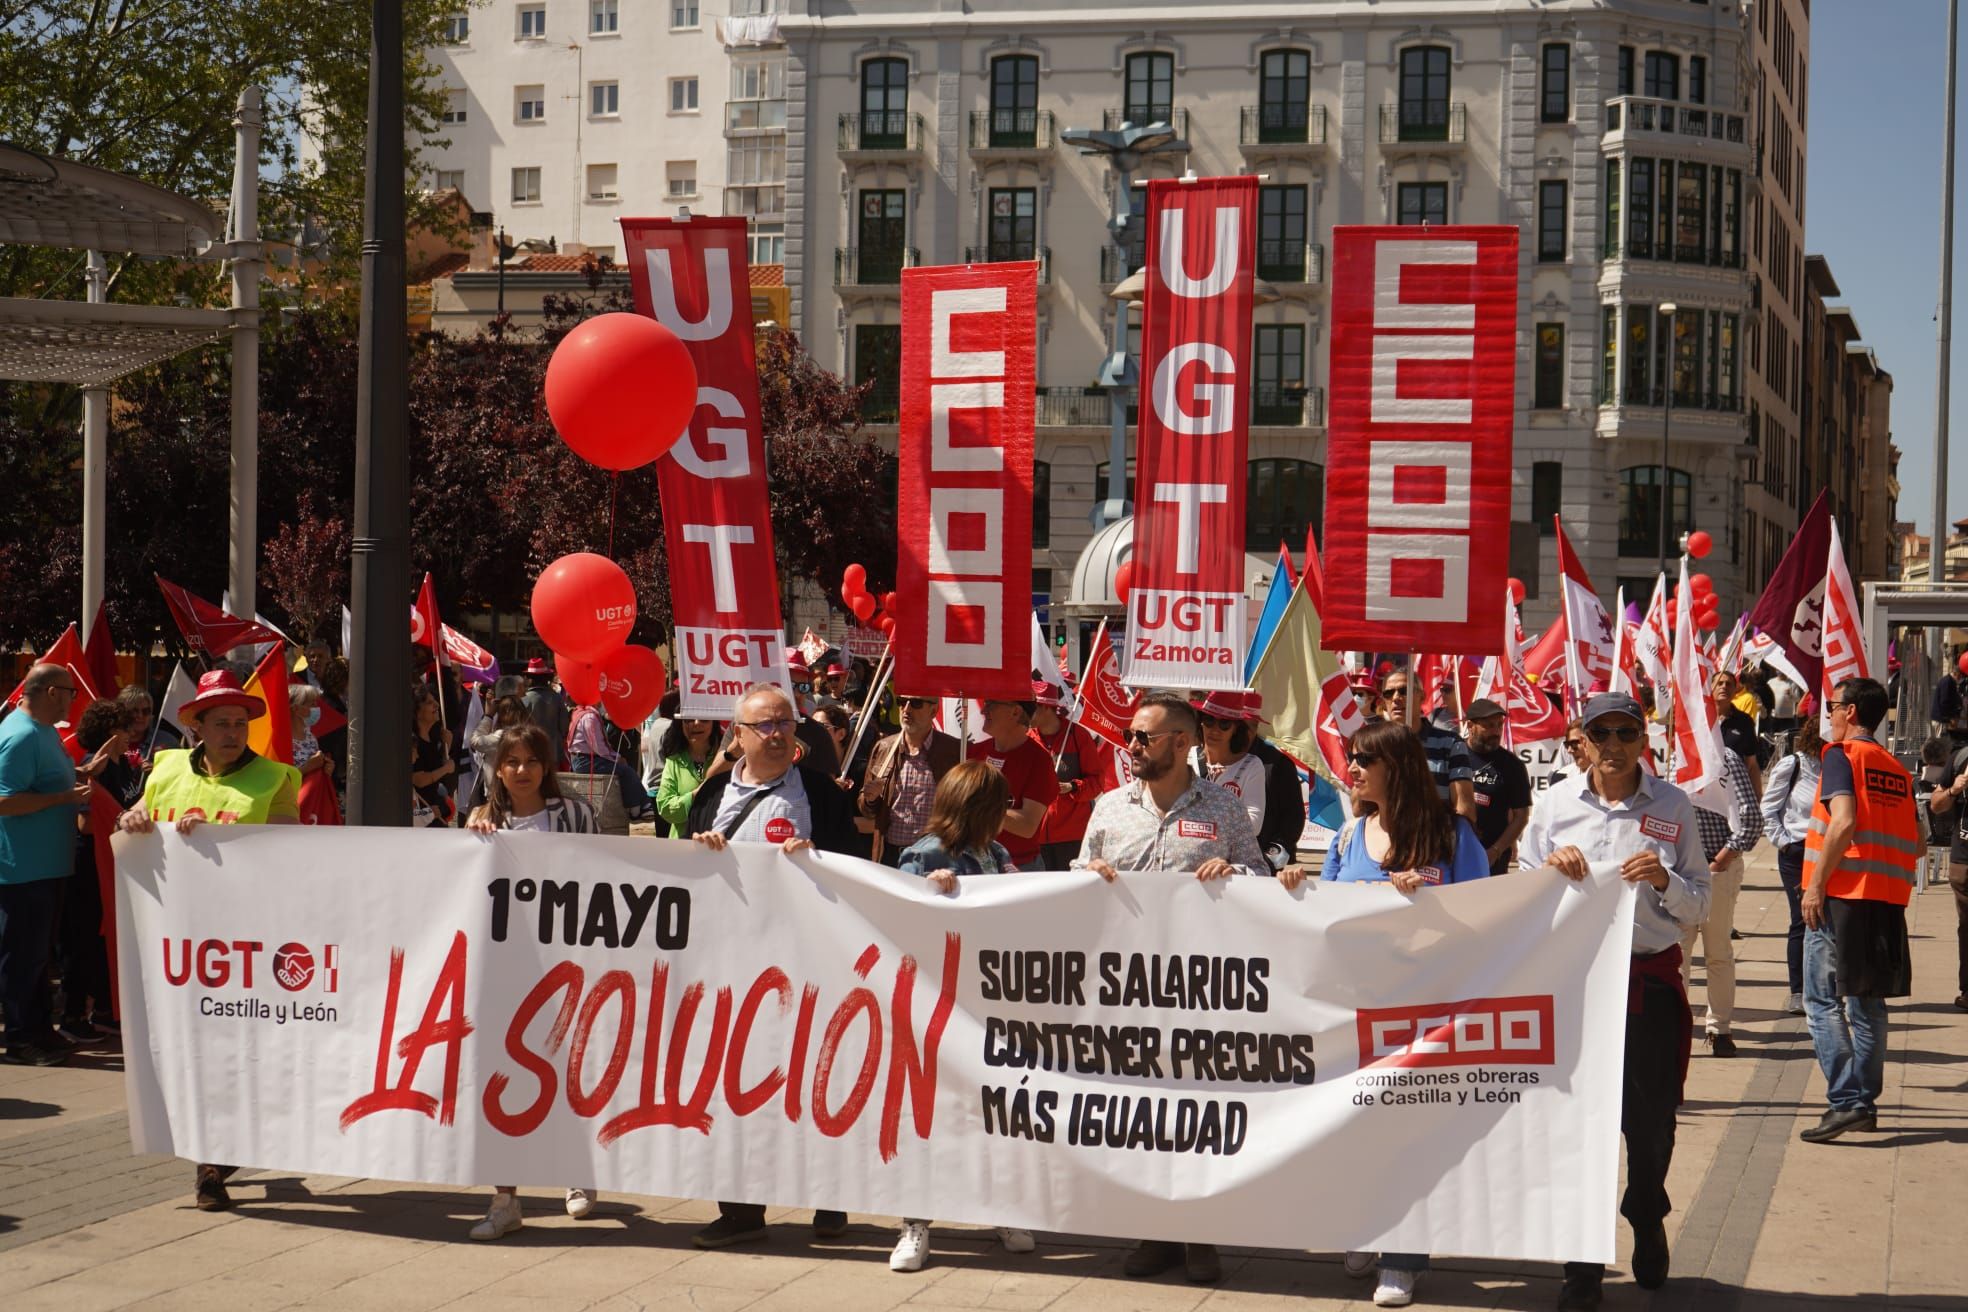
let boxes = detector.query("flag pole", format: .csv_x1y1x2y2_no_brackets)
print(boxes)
1054,616,1108,767
837,639,894,783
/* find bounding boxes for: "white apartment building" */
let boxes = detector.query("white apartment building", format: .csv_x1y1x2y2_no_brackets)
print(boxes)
781,0,1772,629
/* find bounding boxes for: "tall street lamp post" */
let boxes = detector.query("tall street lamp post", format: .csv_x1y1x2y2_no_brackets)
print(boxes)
1657,300,1679,579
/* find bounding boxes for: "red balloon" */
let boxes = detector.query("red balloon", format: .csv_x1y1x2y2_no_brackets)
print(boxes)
877,614,897,636
843,563,868,592
882,591,897,613
1113,560,1136,603
840,582,858,610
599,644,666,728
1958,652,1968,676
851,593,875,622
531,552,636,661
544,313,697,471
1507,577,1527,606
556,651,602,705
1696,608,1721,632
1686,530,1713,560
1690,572,1714,597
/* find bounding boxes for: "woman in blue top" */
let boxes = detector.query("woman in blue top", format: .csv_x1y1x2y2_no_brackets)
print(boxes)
1279,718,1488,1308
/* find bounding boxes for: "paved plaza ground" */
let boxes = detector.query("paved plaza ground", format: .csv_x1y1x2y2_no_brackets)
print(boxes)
2,849,1964,1311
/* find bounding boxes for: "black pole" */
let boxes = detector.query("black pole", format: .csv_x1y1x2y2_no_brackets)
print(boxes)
348,0,411,827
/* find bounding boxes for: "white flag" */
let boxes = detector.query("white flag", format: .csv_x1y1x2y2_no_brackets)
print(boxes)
1817,518,1869,737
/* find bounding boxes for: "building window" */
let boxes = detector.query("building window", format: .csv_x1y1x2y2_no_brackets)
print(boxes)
441,89,467,124
1032,461,1052,549
1124,51,1174,126
1247,459,1323,552
1537,180,1567,261
516,85,545,122
1534,324,1565,409
517,4,545,38
591,82,619,117
1669,307,1700,405
1257,184,1308,281
1617,45,1634,97
1600,304,1618,404
590,0,618,34
1397,46,1451,140
857,189,908,282
511,166,541,204
671,1,699,28
989,56,1040,146
1396,182,1447,226
1258,49,1311,142
1094,460,1136,507
1627,158,1653,259
1532,462,1563,535
1252,325,1306,425
433,168,465,193
1643,51,1678,100
667,161,697,198
750,225,784,266
670,77,698,112
726,137,786,217
1540,45,1570,122
1618,466,1692,558
1688,55,1707,105
987,188,1037,261
441,12,469,43
1625,303,1653,403
1675,163,1707,262
1603,159,1621,258
731,55,786,102
587,163,618,201
860,57,909,148
855,324,903,423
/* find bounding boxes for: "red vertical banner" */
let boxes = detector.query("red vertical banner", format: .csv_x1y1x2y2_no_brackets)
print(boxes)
621,217,791,716
1322,226,1518,656
1123,177,1258,691
893,262,1037,700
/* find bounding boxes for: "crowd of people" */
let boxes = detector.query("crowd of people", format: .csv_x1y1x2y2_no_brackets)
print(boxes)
0,628,1939,1311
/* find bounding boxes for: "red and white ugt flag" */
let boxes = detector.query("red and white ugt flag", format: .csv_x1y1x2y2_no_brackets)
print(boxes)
622,217,791,717
1322,226,1517,655
1554,517,1615,700
1669,558,1725,801
1634,574,1673,698
1123,177,1257,690
1818,517,1869,736
893,261,1037,700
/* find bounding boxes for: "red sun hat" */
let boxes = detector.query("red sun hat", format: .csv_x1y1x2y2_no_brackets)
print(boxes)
784,649,811,676
179,669,267,723
1195,689,1263,722
525,656,552,676
826,663,849,676
1031,678,1068,708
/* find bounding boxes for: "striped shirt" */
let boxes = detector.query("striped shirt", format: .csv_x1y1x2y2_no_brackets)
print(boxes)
1418,721,1474,804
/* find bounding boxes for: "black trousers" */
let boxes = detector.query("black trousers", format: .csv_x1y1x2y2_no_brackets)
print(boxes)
1039,840,1082,872
1778,843,1807,995
1567,971,1686,1282
0,877,62,1041
717,1200,846,1228
57,865,112,1022
1948,861,1968,998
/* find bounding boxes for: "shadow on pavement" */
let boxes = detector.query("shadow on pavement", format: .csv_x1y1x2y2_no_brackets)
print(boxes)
0,1097,62,1121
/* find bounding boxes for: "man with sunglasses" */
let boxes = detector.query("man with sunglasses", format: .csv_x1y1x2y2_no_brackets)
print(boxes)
1797,677,1918,1145
0,665,95,1066
1519,692,1708,1310
1377,670,1478,824
861,691,961,865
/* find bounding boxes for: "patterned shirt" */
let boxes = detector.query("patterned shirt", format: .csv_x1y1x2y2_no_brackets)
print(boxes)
1419,721,1475,804
1072,773,1267,877
1693,749,1764,861
885,737,938,846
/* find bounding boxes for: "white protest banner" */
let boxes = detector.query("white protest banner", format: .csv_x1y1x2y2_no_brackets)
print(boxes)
116,829,1632,1262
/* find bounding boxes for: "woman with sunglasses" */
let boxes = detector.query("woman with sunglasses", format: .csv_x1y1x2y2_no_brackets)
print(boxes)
654,715,722,838
1278,720,1488,1308
1190,690,1268,844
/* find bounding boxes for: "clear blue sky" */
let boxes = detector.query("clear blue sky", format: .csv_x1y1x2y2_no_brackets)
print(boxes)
1810,0,1965,538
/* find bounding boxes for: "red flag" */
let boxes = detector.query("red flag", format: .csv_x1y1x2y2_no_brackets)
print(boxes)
1746,488,1833,690
1416,652,1479,716
1818,518,1869,735
312,698,347,740
1669,559,1724,801
243,644,293,767
1322,225,1519,655
1072,625,1140,750
155,575,282,657
83,603,119,695
4,625,99,757
89,780,123,1004
1123,175,1258,690
892,260,1037,700
1521,615,1570,694
621,216,793,715
298,769,343,826
1279,541,1299,589
412,573,445,669
1554,516,1615,699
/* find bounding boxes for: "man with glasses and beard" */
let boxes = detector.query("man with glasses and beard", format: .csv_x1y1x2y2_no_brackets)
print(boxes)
861,691,961,864
1520,692,1707,1310
1072,689,1266,1287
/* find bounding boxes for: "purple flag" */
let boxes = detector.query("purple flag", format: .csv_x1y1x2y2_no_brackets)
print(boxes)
1744,489,1832,690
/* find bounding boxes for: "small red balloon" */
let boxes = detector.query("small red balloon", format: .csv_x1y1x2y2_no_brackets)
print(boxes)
1113,560,1136,603
840,582,858,610
1690,573,1714,597
877,614,897,636
1686,530,1713,559
882,591,897,613
1507,577,1527,606
598,644,666,728
843,563,867,592
531,552,637,662
851,593,875,622
556,651,603,705
1958,652,1968,676
544,313,697,471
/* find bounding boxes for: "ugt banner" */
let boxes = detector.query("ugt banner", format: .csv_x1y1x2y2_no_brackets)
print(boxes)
893,262,1037,700
622,217,791,715
1124,176,1257,690
1323,226,1517,655
117,828,1632,1262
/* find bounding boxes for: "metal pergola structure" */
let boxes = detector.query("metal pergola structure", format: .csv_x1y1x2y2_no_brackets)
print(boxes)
1863,580,1968,754
0,96,263,639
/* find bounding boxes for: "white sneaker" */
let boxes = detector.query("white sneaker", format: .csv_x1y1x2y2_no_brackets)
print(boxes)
1343,1250,1377,1278
1786,992,1805,1015
470,1191,523,1241
890,1221,931,1272
565,1188,595,1219
1373,1267,1417,1307
998,1226,1035,1253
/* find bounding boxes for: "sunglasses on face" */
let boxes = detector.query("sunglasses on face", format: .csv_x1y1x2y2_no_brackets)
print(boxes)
1381,685,1409,699
900,697,936,710
1586,724,1643,744
1199,715,1237,730
1123,728,1176,747
1348,751,1380,767
1564,739,1587,753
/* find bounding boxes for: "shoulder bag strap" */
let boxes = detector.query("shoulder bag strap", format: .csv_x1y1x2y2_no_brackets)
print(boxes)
717,784,775,840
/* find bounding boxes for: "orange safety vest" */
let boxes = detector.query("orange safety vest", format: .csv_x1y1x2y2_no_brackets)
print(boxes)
1802,737,1920,907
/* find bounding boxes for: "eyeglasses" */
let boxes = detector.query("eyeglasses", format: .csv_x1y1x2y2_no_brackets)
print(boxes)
738,718,796,737
1381,685,1409,699
900,697,936,709
1829,701,1857,713
1123,728,1176,747
1563,739,1587,753
1199,714,1237,730
42,684,77,695
1586,724,1643,744
1348,750,1380,767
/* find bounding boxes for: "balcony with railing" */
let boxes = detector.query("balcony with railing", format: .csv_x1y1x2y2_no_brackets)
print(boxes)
1257,239,1324,287
858,380,900,424
1602,226,1747,270
1252,385,1325,427
838,110,926,159
1099,243,1145,288
833,245,920,290
1605,383,1744,414
1604,96,1749,155
1379,101,1466,148
1240,103,1329,152
968,109,1056,156
1035,386,1110,427
964,246,1051,284
1102,106,1189,140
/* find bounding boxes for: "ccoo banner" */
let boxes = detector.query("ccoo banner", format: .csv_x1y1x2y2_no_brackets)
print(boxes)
1124,176,1258,690
1322,226,1518,655
117,828,1632,1263
893,262,1038,700
622,217,791,716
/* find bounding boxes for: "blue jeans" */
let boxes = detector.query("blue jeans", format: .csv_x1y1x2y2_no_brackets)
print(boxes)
1803,924,1888,1114
1777,844,1806,994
